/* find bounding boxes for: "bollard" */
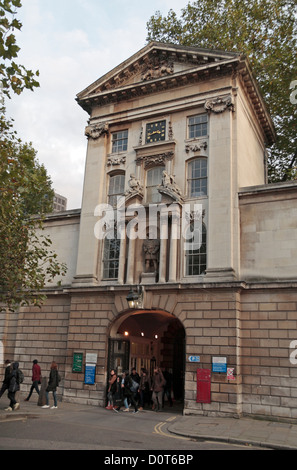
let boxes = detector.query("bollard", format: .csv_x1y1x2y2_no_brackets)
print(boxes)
38,377,47,406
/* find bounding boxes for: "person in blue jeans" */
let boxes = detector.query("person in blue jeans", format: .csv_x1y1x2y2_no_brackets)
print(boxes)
42,361,61,409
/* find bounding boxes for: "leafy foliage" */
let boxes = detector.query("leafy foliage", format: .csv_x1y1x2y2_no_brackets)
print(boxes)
0,1,67,311
146,0,297,181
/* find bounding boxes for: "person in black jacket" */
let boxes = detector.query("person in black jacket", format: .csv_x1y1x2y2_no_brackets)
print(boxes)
113,370,138,413
42,361,61,409
6,362,23,411
0,360,12,399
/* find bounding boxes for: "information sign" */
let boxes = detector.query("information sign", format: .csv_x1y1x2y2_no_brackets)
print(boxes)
72,352,83,373
212,357,227,373
188,356,200,363
84,364,96,385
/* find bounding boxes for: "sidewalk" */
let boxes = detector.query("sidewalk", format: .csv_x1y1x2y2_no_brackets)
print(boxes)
1,400,297,450
168,414,297,450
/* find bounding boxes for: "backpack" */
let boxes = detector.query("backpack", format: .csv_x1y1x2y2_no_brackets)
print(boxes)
130,379,139,393
17,369,24,384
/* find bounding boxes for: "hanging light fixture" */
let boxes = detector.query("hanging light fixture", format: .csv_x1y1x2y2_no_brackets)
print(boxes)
126,286,143,309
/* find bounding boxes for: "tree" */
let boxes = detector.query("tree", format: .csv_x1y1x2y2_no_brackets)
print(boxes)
0,0,39,98
146,0,297,182
0,1,67,311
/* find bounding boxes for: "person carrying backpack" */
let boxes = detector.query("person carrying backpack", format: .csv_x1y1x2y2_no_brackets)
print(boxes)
6,362,23,411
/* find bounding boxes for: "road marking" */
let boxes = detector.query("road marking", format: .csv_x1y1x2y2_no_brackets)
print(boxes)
153,419,190,441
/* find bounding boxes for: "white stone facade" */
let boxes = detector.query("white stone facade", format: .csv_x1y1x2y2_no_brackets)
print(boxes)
2,43,297,421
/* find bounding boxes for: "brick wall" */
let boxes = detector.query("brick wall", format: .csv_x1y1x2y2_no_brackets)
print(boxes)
241,287,297,420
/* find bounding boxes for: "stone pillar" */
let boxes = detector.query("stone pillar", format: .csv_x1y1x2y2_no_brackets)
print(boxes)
168,213,179,282
159,214,168,283
126,232,136,285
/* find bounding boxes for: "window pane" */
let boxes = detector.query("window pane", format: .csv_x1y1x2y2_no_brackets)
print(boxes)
103,231,121,279
146,166,165,203
188,158,207,197
112,130,128,153
185,224,207,276
108,174,125,206
188,114,208,139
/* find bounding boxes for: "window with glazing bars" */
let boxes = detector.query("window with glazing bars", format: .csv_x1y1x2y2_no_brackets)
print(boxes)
185,223,207,276
108,174,125,206
112,130,128,153
188,158,207,197
103,230,121,279
188,114,208,139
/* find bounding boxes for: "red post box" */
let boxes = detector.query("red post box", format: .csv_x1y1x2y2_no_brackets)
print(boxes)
196,368,211,403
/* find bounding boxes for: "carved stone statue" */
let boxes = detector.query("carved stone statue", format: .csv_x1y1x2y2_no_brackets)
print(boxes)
143,236,160,273
125,174,144,199
158,170,184,201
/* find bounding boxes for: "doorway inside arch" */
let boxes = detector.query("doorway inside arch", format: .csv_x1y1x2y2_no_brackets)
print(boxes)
108,310,185,405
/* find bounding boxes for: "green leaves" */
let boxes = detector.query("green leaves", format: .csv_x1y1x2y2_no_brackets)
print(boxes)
0,0,66,310
0,0,39,98
0,132,67,311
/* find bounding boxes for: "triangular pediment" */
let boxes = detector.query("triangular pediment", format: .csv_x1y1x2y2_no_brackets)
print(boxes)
77,42,240,101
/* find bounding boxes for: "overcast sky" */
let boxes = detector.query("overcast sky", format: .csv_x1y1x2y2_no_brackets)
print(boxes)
5,0,185,209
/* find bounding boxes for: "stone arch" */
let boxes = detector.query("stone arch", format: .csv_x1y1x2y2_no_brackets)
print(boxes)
107,307,186,404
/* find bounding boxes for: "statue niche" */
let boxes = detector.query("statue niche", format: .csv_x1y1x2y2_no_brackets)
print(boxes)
141,234,160,284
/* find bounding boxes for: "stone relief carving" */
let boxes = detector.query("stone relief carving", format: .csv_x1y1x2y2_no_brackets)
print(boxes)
141,59,174,81
85,122,109,140
204,95,234,114
107,155,126,167
185,141,208,154
136,151,174,169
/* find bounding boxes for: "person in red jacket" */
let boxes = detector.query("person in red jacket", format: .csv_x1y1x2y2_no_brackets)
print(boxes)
24,359,42,401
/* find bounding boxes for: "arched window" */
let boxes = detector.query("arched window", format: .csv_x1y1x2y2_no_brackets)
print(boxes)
185,223,207,276
108,173,125,207
187,158,207,197
103,228,121,280
146,166,165,203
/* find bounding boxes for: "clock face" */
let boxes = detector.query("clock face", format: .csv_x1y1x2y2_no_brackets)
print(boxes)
145,120,166,143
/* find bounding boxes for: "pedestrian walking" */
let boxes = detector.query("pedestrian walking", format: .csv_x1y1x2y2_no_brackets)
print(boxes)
130,367,140,405
6,362,24,411
139,368,151,410
113,370,138,413
24,359,42,401
42,361,61,409
162,368,173,408
151,367,165,412
106,369,117,409
0,360,12,399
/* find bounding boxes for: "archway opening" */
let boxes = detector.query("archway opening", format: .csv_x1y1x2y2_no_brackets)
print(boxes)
108,310,185,405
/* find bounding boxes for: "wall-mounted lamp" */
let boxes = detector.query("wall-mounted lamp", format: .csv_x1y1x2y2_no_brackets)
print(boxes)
126,286,143,309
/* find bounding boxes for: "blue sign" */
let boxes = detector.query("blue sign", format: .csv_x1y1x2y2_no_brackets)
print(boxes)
84,364,96,385
188,356,200,363
212,357,227,373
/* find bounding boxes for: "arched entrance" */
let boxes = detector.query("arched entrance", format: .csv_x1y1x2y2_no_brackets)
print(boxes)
108,309,185,403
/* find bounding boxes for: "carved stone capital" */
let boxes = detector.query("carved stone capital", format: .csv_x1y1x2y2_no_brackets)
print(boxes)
85,122,109,140
204,95,234,114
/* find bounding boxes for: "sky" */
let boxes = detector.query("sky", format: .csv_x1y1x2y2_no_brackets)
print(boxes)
5,0,185,209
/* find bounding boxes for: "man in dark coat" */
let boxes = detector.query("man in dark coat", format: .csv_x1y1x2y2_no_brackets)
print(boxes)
0,360,12,399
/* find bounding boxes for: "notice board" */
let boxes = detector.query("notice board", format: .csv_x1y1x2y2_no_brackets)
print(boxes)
196,368,211,403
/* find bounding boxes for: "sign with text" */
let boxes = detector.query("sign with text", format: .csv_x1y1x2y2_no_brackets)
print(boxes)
212,357,227,373
72,352,83,373
84,364,96,385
